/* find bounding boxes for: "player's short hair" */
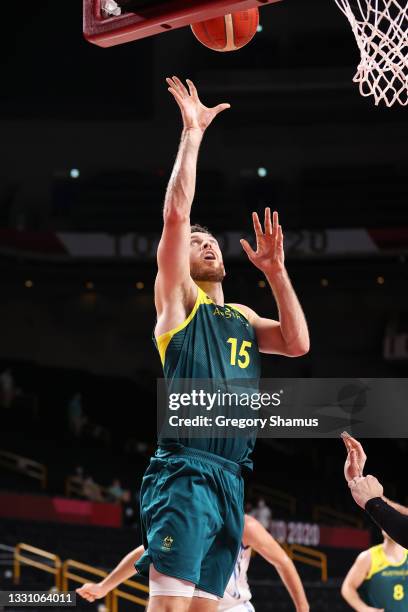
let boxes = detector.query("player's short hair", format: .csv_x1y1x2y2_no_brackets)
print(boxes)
190,223,212,235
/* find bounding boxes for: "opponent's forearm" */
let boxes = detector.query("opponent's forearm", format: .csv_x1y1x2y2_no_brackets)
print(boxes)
99,547,144,592
275,557,309,611
163,128,203,222
383,497,408,515
365,498,408,548
265,269,309,354
341,584,370,612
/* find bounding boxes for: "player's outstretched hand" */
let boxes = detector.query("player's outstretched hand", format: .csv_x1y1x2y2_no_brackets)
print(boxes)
240,209,285,276
342,432,367,482
349,475,383,509
166,76,230,132
76,582,107,602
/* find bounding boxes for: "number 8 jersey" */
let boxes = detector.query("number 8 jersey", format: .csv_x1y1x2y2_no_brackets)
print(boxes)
155,286,261,470
360,544,408,610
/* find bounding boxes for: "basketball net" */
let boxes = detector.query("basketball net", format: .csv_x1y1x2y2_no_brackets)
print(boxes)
334,0,408,106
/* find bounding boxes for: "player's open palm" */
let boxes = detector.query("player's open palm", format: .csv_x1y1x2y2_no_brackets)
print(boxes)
76,582,107,602
342,432,367,481
166,76,230,132
241,209,285,276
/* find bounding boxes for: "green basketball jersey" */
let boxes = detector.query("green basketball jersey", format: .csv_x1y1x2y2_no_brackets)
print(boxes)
360,544,408,610
155,286,261,470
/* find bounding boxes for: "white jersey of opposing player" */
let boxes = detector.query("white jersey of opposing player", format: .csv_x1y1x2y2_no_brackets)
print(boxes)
219,544,253,611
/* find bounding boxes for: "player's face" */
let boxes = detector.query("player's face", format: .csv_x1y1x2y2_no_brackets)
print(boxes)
189,232,225,282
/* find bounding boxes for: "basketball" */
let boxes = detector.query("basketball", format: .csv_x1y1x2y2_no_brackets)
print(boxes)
190,9,259,52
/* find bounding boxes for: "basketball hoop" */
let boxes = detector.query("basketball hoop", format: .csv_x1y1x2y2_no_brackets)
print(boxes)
334,0,408,106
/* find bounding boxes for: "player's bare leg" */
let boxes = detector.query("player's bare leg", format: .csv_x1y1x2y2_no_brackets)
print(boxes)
147,596,218,612
147,596,191,612
189,597,219,612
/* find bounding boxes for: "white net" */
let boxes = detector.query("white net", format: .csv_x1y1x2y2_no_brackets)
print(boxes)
334,0,408,106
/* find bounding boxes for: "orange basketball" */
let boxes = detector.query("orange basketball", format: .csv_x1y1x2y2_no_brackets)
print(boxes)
191,9,259,52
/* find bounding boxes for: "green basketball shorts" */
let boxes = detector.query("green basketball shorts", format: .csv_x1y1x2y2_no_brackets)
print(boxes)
135,446,245,598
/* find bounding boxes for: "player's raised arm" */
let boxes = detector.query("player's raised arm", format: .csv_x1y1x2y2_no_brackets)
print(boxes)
341,551,381,612
243,515,309,612
236,209,310,357
155,77,230,322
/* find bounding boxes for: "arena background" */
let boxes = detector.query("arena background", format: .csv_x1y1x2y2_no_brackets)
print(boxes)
0,0,408,610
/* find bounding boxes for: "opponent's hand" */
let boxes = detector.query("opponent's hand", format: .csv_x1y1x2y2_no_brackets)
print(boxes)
240,209,284,276
349,475,383,509
342,432,367,482
76,582,107,602
166,76,230,132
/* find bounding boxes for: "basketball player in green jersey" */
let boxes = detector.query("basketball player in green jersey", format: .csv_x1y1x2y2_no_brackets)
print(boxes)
342,531,408,611
135,76,310,612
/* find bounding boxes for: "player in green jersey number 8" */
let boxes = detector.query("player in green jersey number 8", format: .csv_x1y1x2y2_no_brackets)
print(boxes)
341,530,408,611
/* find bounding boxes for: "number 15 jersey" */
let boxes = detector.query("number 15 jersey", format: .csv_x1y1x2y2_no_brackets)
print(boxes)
155,286,261,470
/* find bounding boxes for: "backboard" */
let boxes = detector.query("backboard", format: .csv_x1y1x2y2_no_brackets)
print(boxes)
83,0,281,48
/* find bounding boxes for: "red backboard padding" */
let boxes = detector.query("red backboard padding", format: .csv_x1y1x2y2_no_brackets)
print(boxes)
83,0,281,47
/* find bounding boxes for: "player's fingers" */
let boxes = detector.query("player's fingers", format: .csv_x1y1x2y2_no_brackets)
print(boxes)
264,207,273,235
350,438,367,461
342,437,351,452
168,88,184,109
186,79,199,100
166,77,182,95
240,239,256,259
344,434,365,457
349,449,361,476
354,440,366,457
167,77,185,99
252,212,264,237
172,76,189,97
346,434,360,448
213,103,231,115
277,225,283,248
271,211,279,242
